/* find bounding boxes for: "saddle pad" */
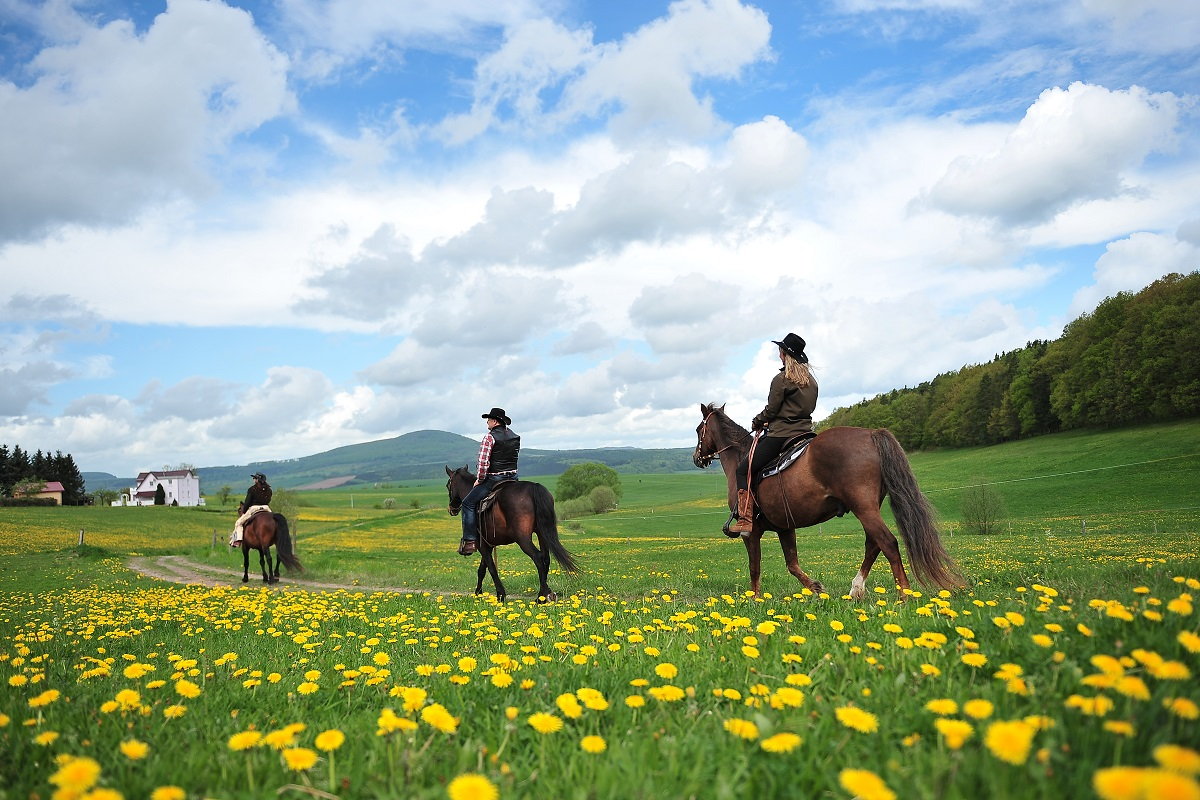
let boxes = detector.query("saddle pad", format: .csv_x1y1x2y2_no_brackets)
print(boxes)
759,434,816,480
478,479,517,515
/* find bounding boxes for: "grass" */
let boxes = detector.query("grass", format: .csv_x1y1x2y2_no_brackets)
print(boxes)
1,420,1198,799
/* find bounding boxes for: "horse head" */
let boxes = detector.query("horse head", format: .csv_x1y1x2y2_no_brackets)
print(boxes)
444,465,474,516
694,403,725,468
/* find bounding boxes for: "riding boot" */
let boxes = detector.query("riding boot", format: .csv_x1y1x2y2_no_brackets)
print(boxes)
726,489,755,534
459,507,479,556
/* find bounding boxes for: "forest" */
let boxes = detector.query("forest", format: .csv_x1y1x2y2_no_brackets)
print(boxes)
821,271,1200,449
0,444,87,505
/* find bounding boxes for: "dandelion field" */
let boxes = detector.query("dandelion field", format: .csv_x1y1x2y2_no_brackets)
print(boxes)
2,424,1199,799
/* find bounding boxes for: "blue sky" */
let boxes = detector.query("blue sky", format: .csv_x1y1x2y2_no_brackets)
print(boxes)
1,0,1198,477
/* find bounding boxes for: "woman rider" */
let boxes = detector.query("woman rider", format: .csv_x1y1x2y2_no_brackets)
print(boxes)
727,333,818,535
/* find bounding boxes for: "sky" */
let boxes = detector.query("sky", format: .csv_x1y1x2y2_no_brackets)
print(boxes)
1,0,1198,477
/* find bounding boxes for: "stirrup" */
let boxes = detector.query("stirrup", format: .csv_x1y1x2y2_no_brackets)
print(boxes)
458,538,478,556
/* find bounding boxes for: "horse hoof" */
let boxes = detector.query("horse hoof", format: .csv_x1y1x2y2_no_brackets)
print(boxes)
812,582,826,595
241,576,249,583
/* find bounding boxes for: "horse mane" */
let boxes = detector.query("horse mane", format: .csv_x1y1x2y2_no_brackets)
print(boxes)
709,403,749,441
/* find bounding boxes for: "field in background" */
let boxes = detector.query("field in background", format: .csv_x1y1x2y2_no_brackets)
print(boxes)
1,420,1198,799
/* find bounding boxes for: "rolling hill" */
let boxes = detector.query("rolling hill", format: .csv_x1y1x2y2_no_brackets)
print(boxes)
84,429,695,493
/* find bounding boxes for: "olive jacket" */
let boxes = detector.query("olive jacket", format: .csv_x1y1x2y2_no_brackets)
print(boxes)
751,369,818,438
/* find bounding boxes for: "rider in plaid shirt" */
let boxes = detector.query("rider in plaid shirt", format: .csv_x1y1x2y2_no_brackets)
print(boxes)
459,407,521,555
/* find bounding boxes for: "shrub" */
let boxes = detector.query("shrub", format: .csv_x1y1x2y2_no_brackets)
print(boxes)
588,485,618,514
960,483,1006,535
557,462,623,503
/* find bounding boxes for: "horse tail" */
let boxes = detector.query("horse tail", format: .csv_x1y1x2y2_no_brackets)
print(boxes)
532,484,579,574
872,429,966,591
272,514,305,573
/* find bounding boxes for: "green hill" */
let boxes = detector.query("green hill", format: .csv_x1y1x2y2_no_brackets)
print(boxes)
85,430,697,493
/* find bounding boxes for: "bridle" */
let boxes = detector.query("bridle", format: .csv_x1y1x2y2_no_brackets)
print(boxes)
446,474,463,516
694,410,749,468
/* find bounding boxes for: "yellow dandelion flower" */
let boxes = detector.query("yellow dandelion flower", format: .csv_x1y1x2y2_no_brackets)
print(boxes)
119,739,149,760
174,680,201,699
164,704,187,719
228,730,262,751
760,732,802,753
838,768,896,800
297,681,319,695
984,719,1036,765
282,747,318,771
8,674,28,687
556,693,583,719
491,672,514,688
772,687,805,708
961,653,988,668
447,772,499,800
458,657,477,673
723,718,759,740
376,708,418,735
835,705,879,734
315,729,345,752
580,735,607,753
625,695,646,708
654,662,678,680
934,718,974,750
920,663,941,677
527,712,563,734
505,706,520,720
924,698,958,716
1179,631,1200,654
150,787,186,800
1142,769,1200,800
421,703,460,734
963,699,994,720
1102,720,1135,737
1165,697,1200,719
49,756,101,792
34,731,60,746
1154,744,1200,775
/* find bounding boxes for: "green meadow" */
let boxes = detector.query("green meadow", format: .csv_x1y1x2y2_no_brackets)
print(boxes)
0,420,1197,799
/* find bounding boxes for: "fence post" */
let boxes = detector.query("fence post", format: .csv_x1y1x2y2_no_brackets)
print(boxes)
1081,520,1087,536
78,529,84,546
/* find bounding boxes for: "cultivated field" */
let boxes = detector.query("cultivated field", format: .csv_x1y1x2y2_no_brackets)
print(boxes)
1,421,1198,799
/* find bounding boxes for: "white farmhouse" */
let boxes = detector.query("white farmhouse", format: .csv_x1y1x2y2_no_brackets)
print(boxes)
114,469,203,507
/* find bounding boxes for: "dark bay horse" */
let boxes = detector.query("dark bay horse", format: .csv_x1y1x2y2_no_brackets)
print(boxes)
445,466,579,602
237,504,304,584
693,403,965,599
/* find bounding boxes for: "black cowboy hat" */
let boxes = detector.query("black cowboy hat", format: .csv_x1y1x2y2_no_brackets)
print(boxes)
482,407,512,425
771,332,808,363
251,472,267,481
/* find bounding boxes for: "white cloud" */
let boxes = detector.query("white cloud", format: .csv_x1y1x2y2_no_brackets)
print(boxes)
0,0,292,242
928,82,1181,225
1071,231,1200,315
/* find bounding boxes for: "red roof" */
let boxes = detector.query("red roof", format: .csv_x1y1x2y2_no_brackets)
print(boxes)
42,482,65,493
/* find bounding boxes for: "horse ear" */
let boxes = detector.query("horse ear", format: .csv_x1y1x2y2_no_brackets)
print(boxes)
445,465,454,477
700,403,711,416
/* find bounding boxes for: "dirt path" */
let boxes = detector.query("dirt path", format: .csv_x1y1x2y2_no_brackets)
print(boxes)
126,554,457,594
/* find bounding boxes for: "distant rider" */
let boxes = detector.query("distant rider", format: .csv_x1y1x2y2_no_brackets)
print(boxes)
459,408,521,556
229,472,273,547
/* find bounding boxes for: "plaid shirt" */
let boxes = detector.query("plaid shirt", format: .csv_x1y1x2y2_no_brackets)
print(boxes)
475,432,496,479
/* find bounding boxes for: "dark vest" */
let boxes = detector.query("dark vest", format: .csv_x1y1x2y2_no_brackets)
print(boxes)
489,427,521,473
244,482,272,508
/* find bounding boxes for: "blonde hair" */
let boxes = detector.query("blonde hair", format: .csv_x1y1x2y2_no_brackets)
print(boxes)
781,350,812,388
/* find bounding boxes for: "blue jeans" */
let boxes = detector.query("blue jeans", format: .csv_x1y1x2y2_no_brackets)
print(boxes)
461,474,517,541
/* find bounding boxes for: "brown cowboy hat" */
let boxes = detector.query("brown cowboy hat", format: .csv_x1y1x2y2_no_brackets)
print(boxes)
771,332,808,363
482,407,511,425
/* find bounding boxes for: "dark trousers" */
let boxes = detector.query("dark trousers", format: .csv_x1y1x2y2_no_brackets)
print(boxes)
461,474,517,540
736,436,788,491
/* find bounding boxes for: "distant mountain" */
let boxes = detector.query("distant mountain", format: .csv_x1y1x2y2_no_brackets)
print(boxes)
84,430,696,493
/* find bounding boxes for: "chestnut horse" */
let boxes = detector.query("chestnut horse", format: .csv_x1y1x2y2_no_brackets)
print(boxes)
445,466,579,602
237,504,304,584
693,403,964,598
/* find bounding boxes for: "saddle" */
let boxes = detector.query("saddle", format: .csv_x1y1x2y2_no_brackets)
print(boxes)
757,433,817,482
477,479,517,516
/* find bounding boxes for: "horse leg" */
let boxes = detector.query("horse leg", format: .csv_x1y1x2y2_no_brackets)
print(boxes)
743,531,764,596
482,546,506,602
776,529,825,595
850,541,882,601
270,547,280,583
241,545,250,583
855,508,912,597
516,536,554,603
475,549,488,595
258,547,270,583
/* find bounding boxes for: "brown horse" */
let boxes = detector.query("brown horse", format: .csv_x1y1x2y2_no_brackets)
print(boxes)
237,504,304,584
693,403,965,599
445,466,579,602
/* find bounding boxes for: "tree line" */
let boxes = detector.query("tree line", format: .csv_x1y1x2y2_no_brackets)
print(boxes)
0,444,88,505
821,272,1200,450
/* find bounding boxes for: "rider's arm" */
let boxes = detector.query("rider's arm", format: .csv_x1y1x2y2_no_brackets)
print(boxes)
752,372,786,431
475,433,495,483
